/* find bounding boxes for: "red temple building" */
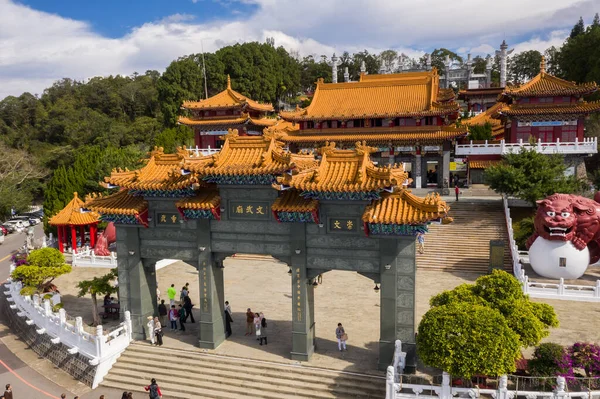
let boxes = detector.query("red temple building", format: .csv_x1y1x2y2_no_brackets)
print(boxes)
179,75,277,149
457,57,600,184
276,70,467,188
459,87,505,113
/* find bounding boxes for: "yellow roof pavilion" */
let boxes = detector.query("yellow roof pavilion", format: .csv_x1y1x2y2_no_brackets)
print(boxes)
49,192,99,226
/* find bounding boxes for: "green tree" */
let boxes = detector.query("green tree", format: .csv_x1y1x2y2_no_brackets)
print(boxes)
417,302,521,377
570,17,586,39
468,122,493,141
472,55,488,74
484,148,584,206
593,13,600,28
422,48,463,76
77,268,117,326
419,270,558,377
379,50,398,73
510,50,543,84
544,46,562,76
300,55,331,90
154,126,194,153
11,248,72,295
559,20,600,84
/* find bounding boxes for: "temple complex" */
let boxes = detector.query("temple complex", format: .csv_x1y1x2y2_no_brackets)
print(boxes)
277,70,467,189
179,75,277,149
84,129,451,370
457,57,600,184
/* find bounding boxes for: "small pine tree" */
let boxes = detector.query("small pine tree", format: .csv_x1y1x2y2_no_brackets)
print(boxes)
570,16,586,39
593,13,600,28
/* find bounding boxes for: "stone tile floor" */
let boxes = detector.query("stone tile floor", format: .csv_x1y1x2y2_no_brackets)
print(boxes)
52,257,600,374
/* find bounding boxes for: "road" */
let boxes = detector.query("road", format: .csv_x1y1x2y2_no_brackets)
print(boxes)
0,226,126,399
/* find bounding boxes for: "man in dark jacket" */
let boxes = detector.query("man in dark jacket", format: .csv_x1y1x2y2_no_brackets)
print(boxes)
158,300,168,327
178,304,186,331
183,295,195,323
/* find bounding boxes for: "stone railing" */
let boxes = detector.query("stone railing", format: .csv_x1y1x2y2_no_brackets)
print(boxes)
72,248,117,268
456,137,598,156
386,367,600,399
186,145,221,157
503,197,600,302
3,278,132,388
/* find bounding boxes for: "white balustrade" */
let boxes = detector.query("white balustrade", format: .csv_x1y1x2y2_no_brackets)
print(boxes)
186,145,221,157
456,137,598,156
503,197,600,302
72,249,117,268
3,280,132,388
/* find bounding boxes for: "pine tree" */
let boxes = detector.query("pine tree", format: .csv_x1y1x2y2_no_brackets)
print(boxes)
570,17,586,39
593,13,600,28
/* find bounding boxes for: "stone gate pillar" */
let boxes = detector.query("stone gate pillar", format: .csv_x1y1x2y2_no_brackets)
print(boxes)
378,238,417,372
116,226,156,340
197,219,225,349
290,223,315,361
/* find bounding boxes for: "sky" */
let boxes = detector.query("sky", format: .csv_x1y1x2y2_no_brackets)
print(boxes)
0,0,598,99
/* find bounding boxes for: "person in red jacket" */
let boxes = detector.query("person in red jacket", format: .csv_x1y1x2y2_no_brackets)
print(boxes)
455,184,460,202
144,378,163,399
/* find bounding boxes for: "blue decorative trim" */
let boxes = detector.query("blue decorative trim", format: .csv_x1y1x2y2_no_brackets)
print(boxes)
100,214,140,225
300,190,381,201
368,223,428,236
129,188,195,198
202,174,277,185
275,211,316,223
182,209,216,220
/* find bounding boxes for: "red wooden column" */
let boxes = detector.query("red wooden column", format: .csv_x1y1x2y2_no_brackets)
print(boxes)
90,224,97,248
79,225,85,246
57,225,64,253
70,225,77,253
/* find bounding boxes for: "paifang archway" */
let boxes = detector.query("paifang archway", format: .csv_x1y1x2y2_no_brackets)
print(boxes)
86,131,452,371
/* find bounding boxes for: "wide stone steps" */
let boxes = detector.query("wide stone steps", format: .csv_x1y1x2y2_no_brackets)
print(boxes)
100,343,386,399
416,200,512,273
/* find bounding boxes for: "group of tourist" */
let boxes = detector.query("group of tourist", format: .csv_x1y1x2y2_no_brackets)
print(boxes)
147,282,195,346
244,308,268,345
2,381,160,399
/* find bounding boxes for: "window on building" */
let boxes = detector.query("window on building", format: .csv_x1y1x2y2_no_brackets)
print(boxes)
405,118,416,126
562,97,571,103
306,121,314,129
395,118,405,126
516,126,531,142
519,98,530,104
331,121,338,129
562,125,577,142
373,119,383,127
539,97,554,103
321,121,329,129
538,126,554,142
353,119,365,128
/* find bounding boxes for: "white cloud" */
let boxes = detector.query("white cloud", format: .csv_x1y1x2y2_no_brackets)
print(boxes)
0,0,596,99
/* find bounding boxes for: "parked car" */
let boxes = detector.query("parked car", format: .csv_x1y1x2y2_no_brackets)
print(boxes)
3,220,24,232
1,224,16,234
10,216,31,227
27,217,41,225
0,226,8,236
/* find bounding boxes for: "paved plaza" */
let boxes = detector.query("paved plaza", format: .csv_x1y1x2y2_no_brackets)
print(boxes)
50,258,600,374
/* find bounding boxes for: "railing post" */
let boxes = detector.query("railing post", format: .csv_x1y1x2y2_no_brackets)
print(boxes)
59,308,66,329
558,278,565,295
523,275,529,293
386,366,396,399
554,376,567,399
575,137,579,150
95,325,103,359
441,372,452,399
469,140,473,150
125,311,132,341
484,140,488,148
536,138,541,152
500,139,505,154
596,280,600,298
496,375,509,399
76,316,84,348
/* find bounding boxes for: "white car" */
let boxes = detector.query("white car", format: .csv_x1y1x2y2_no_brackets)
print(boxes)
10,217,31,227
4,220,25,231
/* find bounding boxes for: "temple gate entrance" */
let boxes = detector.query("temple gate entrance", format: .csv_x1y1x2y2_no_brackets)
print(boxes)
87,131,452,371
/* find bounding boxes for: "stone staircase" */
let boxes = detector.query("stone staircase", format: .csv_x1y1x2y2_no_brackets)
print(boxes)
416,199,513,273
100,343,386,398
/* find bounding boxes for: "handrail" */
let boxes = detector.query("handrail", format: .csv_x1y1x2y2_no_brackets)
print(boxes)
456,138,597,155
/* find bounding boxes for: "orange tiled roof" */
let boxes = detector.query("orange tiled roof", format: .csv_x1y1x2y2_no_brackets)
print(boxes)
277,126,467,144
104,147,196,191
362,190,449,225
181,75,274,112
469,160,502,169
182,129,317,176
437,88,456,102
49,192,99,226
178,114,278,127
501,72,597,99
463,103,505,139
271,190,319,212
280,70,459,121
458,87,504,98
499,101,600,117
276,142,408,193
175,190,220,210
84,190,148,215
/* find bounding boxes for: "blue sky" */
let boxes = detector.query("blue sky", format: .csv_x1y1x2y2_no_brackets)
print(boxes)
17,0,258,38
1,0,598,99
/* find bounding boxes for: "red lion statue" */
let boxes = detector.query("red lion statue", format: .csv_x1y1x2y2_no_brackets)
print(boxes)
526,193,600,264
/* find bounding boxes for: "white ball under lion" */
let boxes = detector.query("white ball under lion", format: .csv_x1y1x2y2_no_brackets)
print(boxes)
529,237,590,280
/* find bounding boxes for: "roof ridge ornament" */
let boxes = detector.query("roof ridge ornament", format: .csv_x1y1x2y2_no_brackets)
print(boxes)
227,74,231,89
540,56,546,74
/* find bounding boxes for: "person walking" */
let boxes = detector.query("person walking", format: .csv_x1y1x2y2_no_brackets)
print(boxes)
224,301,233,338
3,384,12,399
167,284,176,307
121,393,129,399
153,317,163,346
245,308,254,336
416,232,425,254
179,285,188,304
336,323,347,352
146,316,155,345
183,295,195,323
455,184,460,202
169,305,179,331
158,300,168,327
144,378,163,399
178,304,186,332
259,312,268,346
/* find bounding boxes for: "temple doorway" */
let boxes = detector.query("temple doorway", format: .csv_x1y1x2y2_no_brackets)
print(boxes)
426,160,439,187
